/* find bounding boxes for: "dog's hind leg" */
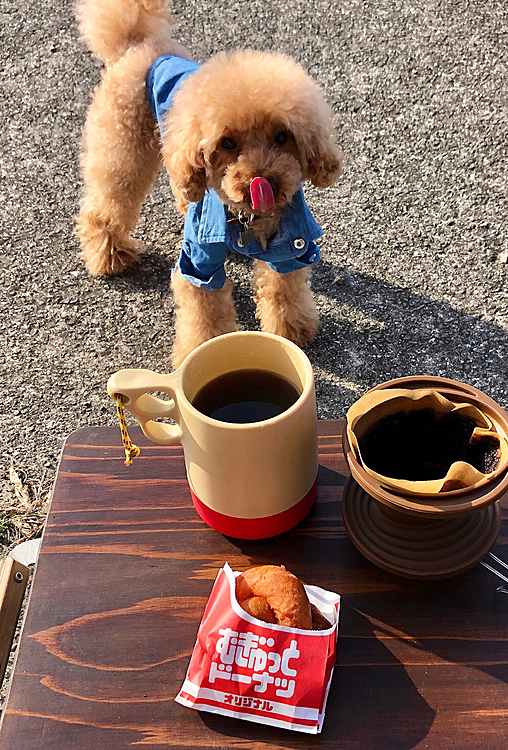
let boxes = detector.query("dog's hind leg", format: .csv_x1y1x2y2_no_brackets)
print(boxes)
253,261,320,347
77,42,162,276
171,270,237,367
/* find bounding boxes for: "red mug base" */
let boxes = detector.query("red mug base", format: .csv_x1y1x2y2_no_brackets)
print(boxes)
190,477,318,539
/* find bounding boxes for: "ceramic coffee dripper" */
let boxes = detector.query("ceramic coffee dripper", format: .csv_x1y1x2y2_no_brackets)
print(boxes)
107,332,318,539
341,376,508,579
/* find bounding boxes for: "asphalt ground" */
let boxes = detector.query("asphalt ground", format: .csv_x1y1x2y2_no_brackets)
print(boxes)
1,0,507,521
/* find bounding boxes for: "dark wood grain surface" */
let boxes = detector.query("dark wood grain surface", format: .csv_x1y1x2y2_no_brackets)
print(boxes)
1,423,507,749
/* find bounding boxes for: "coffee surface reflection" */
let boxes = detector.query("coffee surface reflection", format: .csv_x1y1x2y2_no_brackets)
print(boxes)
192,369,301,424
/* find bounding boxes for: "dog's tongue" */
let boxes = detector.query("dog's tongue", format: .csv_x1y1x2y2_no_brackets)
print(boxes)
250,177,275,212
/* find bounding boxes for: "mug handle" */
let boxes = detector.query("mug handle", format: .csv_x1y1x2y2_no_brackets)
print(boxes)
106,369,183,445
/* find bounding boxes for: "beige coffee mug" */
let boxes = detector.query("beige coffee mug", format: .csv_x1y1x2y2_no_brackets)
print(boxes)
107,332,318,538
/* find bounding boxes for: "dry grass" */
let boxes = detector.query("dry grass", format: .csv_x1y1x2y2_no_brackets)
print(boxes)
0,465,52,557
0,465,50,702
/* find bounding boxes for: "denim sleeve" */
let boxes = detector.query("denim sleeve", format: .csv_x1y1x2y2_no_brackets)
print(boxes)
175,240,228,291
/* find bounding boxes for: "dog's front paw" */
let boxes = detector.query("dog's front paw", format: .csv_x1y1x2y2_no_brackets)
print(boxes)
261,312,320,348
288,315,320,347
253,264,320,348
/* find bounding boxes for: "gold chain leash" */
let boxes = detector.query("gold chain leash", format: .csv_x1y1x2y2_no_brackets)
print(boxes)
115,394,140,466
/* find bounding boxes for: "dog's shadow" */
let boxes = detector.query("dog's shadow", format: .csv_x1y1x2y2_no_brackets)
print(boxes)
307,259,508,412
101,244,180,295
103,221,508,412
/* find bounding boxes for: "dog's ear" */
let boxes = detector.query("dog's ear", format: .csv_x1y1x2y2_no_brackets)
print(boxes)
293,86,343,188
299,131,343,188
305,136,343,188
163,125,207,210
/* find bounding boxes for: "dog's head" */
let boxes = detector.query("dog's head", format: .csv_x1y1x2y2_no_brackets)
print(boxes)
163,50,343,215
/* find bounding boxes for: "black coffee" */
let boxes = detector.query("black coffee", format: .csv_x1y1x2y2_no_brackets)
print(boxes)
192,369,301,423
359,409,500,481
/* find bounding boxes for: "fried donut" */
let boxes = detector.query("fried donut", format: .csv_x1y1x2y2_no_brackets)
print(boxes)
311,604,331,630
236,565,312,629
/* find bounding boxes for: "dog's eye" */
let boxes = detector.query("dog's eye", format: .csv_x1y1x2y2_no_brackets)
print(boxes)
221,137,238,151
274,131,288,146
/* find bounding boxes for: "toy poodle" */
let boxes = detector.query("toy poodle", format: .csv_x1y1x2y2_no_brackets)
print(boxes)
76,0,342,366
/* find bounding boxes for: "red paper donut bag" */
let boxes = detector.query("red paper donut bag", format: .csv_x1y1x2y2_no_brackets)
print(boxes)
175,563,341,734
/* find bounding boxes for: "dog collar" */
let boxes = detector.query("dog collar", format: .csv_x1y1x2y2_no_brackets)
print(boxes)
194,187,322,247
226,208,274,248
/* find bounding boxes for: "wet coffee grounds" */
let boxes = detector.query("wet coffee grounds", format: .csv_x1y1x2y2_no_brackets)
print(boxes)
359,409,500,481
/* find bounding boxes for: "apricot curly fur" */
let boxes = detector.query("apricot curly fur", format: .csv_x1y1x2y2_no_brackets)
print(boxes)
253,262,320,346
76,0,342,358
170,269,237,367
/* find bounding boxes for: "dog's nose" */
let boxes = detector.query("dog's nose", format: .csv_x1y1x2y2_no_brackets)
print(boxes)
250,177,275,212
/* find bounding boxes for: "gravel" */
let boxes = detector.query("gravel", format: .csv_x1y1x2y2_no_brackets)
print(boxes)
1,0,507,519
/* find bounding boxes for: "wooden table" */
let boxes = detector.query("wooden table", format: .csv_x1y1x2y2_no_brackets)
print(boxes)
1,423,507,749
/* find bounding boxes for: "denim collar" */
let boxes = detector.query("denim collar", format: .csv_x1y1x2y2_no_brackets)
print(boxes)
196,187,322,247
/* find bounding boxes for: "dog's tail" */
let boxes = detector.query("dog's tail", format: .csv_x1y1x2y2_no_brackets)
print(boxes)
76,0,174,65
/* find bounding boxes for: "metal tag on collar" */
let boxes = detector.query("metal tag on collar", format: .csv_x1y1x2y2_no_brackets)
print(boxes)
238,228,256,247
237,212,255,248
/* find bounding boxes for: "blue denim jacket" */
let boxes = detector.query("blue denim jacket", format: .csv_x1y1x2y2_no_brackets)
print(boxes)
146,55,323,290
178,188,323,290
146,54,201,131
